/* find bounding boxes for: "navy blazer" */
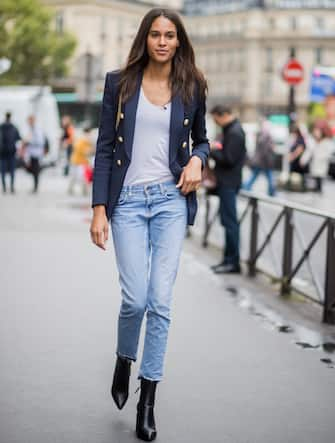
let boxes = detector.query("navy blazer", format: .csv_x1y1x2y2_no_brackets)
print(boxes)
92,70,210,225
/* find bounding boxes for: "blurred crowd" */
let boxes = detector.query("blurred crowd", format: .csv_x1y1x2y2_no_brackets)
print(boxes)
0,112,94,196
206,116,335,198
1,108,334,201
205,106,335,274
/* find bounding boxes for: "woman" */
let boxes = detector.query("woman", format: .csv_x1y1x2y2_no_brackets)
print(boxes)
288,124,308,190
90,8,209,442
68,126,93,196
301,121,334,192
243,119,276,196
61,115,75,176
22,115,45,193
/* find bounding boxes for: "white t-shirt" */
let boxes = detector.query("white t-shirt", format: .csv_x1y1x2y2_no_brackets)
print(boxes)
123,87,174,186
25,125,45,159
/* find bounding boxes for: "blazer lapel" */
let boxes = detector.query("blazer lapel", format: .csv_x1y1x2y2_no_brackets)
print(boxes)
169,93,184,165
123,71,143,160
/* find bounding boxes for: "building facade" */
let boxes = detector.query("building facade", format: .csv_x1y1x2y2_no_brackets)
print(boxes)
44,0,335,122
184,0,335,120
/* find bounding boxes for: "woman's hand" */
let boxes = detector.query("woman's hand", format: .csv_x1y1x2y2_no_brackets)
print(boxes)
176,155,202,195
90,206,109,250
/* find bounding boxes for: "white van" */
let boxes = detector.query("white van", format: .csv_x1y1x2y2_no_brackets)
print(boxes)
0,86,61,162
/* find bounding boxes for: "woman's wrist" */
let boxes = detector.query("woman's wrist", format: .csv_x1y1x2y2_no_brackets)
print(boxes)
93,205,106,215
189,155,202,167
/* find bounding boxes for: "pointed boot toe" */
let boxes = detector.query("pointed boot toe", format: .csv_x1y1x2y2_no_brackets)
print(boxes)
111,356,132,410
112,390,128,410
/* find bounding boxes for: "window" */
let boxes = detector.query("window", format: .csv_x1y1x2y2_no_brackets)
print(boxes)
55,11,64,34
239,48,245,71
315,47,323,65
266,47,273,72
268,17,276,30
290,16,297,31
100,16,107,43
316,16,325,31
265,77,272,97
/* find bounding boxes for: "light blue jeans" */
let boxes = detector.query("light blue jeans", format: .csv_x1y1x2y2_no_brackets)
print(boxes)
111,180,187,381
243,167,276,196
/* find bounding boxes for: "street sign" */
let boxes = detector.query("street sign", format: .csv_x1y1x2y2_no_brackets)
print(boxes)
282,59,304,85
310,66,335,102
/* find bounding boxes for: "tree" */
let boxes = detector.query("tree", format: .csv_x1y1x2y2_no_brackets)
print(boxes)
0,0,76,85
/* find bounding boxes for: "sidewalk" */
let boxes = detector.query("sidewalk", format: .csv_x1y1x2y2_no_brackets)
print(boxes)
1,169,335,443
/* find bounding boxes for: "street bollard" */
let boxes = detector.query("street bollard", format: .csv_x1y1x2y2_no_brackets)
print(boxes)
281,207,294,295
323,219,335,324
248,198,258,277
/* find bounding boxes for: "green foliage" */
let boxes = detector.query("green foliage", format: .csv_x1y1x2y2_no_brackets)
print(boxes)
0,0,76,85
307,102,327,129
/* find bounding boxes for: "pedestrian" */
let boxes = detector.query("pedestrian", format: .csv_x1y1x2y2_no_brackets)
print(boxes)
22,115,45,194
209,105,246,274
68,127,93,196
90,8,209,442
243,119,276,196
61,115,75,176
0,112,20,194
288,123,308,190
301,121,334,192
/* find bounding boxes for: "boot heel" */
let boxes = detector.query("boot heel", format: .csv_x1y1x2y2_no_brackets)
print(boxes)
136,378,158,441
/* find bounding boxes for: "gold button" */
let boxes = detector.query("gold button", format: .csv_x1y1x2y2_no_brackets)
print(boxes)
118,136,123,143
120,112,124,119
183,118,189,126
117,159,122,166
182,141,187,149
112,148,116,153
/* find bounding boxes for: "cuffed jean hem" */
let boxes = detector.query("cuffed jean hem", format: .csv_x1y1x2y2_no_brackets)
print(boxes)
116,351,137,362
137,374,162,382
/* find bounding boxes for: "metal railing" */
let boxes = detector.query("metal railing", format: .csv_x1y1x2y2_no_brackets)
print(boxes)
202,190,335,325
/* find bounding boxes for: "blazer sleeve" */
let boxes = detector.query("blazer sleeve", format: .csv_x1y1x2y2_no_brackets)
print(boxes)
92,72,117,208
190,96,210,169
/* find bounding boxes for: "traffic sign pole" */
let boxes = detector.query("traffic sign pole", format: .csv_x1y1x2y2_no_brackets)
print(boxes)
282,51,304,128
288,85,296,128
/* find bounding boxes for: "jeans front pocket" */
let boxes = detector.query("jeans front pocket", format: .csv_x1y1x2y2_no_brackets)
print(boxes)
116,191,128,206
165,189,184,200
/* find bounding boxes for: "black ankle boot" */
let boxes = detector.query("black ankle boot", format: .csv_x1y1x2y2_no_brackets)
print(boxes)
136,378,158,441
111,356,131,410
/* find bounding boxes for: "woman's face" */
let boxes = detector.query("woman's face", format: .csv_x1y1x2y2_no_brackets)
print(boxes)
146,16,179,65
313,127,322,140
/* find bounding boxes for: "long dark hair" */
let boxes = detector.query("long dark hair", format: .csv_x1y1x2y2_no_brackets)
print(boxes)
118,8,207,105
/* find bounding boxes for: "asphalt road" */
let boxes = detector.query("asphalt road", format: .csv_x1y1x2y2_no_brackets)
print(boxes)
1,170,335,443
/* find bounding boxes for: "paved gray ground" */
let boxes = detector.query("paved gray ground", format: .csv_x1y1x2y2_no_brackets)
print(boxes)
1,170,335,443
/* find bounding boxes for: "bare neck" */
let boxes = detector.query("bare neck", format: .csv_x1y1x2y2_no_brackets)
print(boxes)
144,60,171,85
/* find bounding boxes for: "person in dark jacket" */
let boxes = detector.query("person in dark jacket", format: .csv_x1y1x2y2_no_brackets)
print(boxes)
0,112,20,194
209,105,246,274
288,124,308,190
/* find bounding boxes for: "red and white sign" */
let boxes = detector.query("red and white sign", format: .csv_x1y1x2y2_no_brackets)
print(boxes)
282,59,304,85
